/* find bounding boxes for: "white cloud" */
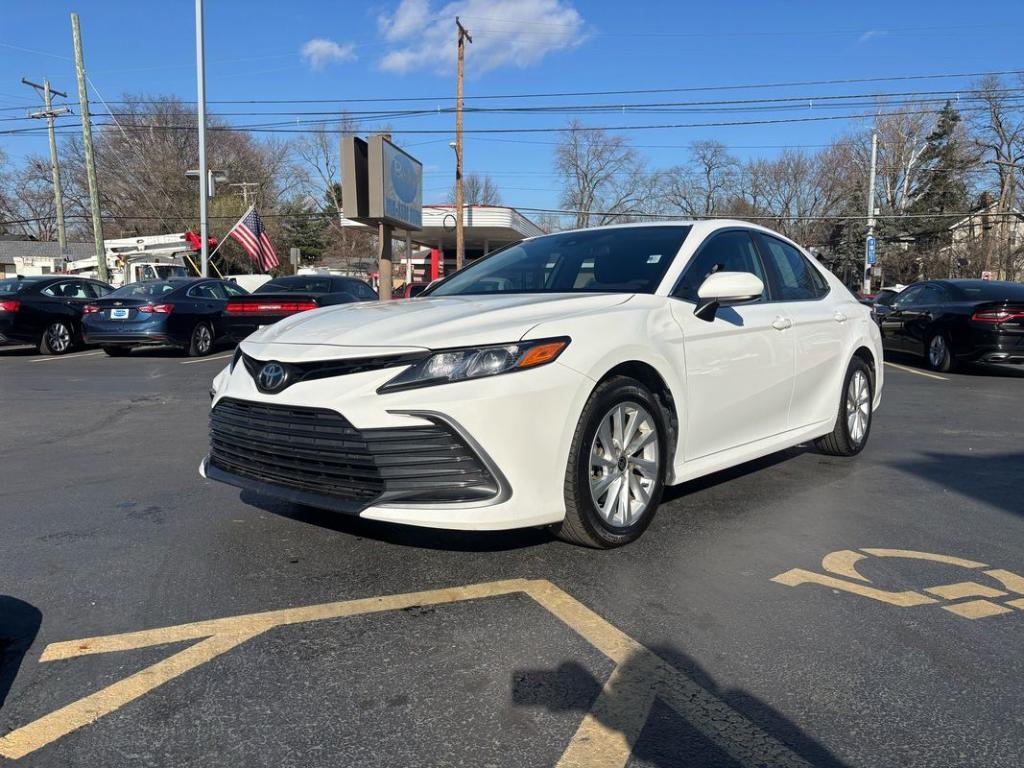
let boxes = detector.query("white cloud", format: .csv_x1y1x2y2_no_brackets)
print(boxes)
857,29,887,45
377,0,585,75
300,38,357,71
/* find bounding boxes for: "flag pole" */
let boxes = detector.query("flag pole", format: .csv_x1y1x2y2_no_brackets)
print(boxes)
207,204,253,262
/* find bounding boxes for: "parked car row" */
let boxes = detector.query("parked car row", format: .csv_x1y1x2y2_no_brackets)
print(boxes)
0,274,379,356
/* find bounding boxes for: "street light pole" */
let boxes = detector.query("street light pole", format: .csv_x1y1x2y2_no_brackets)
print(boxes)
863,130,878,295
454,16,472,272
194,0,209,277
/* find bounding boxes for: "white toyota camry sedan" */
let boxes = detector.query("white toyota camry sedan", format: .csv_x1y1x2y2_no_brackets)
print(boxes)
203,220,882,548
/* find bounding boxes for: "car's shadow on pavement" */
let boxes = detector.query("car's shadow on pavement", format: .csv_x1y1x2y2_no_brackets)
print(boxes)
893,451,1024,519
662,447,807,505
514,645,848,767
0,596,42,712
240,490,554,552
884,350,1024,378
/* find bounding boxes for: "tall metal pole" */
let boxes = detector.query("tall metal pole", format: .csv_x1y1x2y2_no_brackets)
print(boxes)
22,78,69,255
454,17,472,272
195,0,210,277
863,130,877,295
71,14,107,282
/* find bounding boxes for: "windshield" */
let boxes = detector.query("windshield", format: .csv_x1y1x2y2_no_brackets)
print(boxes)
141,265,187,280
875,289,898,306
258,277,332,293
427,226,691,297
956,281,1024,301
108,281,179,298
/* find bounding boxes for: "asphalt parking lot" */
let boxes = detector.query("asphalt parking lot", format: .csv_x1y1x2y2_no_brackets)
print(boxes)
1,344,1022,768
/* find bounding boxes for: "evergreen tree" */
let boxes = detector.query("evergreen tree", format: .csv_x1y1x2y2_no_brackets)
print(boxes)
280,200,327,265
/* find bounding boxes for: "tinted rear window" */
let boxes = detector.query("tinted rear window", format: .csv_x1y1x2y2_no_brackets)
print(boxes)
0,278,35,294
954,281,1024,301
258,277,332,293
108,281,179,298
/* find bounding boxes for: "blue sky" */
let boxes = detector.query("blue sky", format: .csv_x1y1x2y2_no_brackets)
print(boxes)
1,0,1021,213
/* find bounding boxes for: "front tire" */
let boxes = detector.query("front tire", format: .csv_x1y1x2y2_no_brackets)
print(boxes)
815,357,873,457
555,376,667,548
39,321,73,355
187,322,214,357
925,331,956,372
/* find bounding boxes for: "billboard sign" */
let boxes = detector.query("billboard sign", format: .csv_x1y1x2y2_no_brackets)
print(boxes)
369,135,422,231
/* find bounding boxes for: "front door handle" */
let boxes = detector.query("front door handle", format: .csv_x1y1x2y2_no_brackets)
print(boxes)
833,311,848,323
772,316,792,331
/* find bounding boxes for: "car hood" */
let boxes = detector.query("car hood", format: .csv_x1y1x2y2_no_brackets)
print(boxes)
243,292,633,352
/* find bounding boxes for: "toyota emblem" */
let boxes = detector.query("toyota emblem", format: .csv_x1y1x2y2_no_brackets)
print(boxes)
257,362,288,393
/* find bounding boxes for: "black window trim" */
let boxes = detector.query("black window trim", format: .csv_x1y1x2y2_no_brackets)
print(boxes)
669,226,774,304
752,232,832,304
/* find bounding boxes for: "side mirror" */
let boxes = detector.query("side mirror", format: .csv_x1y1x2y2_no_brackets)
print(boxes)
694,271,764,322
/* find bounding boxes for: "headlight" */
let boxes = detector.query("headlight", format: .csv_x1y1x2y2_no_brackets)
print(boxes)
378,337,570,393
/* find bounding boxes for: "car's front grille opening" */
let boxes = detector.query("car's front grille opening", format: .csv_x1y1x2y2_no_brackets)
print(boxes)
209,398,498,506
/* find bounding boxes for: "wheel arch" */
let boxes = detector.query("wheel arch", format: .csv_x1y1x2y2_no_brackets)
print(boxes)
593,360,680,475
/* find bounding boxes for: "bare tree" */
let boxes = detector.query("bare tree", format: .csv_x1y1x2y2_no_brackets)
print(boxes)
971,75,1024,278
449,172,502,206
662,140,740,217
554,121,650,227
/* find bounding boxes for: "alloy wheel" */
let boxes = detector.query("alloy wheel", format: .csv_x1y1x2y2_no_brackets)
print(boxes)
195,325,212,354
846,370,871,446
46,323,71,353
928,335,947,369
588,401,660,527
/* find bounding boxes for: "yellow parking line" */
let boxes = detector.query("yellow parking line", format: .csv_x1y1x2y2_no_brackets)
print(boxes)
883,361,948,381
29,351,105,363
1,579,812,766
180,353,234,365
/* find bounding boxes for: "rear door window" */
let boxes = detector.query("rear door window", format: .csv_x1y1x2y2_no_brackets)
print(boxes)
756,235,829,301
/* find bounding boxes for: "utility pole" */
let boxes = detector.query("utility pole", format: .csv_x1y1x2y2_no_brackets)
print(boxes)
71,14,107,281
229,182,259,207
194,0,210,277
454,16,472,272
22,78,70,255
863,130,878,295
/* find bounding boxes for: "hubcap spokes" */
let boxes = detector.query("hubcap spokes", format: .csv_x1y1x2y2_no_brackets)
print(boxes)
845,370,871,444
589,402,659,527
198,327,211,352
929,336,945,367
48,323,70,353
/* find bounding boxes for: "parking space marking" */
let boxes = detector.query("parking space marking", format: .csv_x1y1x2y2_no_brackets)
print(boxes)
883,361,948,381
29,351,105,363
180,353,233,365
772,548,1024,620
0,579,813,767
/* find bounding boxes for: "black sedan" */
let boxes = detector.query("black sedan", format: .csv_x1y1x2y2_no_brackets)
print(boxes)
81,278,249,357
879,279,1024,371
0,275,114,354
220,274,377,342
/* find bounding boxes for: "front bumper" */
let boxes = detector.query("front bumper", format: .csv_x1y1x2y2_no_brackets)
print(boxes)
202,342,594,530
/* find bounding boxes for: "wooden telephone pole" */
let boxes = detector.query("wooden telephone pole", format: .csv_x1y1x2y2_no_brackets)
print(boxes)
71,13,107,281
454,16,472,272
22,78,70,255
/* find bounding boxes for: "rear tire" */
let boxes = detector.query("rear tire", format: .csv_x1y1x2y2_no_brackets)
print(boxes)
187,322,214,357
102,345,131,357
38,321,73,355
925,331,956,372
555,376,667,548
815,357,873,457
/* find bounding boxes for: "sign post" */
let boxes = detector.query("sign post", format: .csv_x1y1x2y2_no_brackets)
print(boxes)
342,134,422,300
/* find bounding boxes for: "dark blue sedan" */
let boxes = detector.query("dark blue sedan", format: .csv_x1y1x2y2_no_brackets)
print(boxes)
82,278,249,357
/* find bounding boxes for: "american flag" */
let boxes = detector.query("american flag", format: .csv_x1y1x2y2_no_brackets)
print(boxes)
229,208,279,271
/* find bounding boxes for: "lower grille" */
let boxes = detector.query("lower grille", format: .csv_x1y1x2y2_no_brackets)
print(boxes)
209,398,498,507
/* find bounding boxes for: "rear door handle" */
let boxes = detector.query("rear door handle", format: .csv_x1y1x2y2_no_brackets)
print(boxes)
833,311,848,323
772,316,792,331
